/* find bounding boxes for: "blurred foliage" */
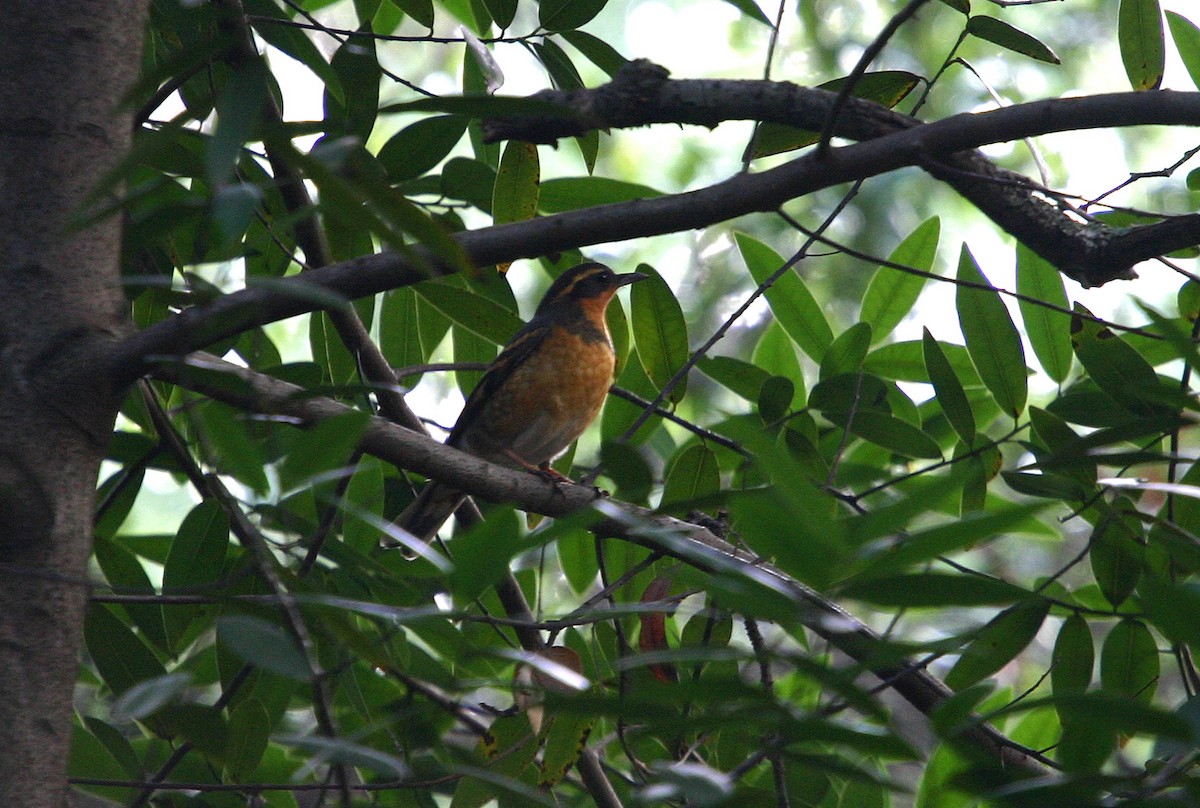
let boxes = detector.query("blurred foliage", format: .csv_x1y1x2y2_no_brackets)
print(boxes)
75,0,1200,806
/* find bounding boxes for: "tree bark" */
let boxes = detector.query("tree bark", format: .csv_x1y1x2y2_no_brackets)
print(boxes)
0,3,145,804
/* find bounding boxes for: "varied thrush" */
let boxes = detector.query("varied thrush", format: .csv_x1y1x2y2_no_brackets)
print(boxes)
392,261,648,546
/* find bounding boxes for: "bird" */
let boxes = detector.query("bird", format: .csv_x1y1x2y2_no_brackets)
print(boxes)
389,261,648,549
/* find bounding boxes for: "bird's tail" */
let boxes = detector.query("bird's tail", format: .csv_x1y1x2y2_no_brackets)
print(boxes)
384,481,465,554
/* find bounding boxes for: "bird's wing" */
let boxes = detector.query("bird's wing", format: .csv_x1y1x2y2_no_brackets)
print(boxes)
448,318,551,447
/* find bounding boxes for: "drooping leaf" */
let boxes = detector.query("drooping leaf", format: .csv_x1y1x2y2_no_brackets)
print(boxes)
538,0,606,31
492,141,540,227
661,444,721,509
1100,618,1159,705
861,217,940,342
1120,0,1166,90
1051,614,1095,704
737,233,832,361
923,329,975,444
956,246,1027,419
217,615,312,682
945,600,1050,691
630,264,689,402
1016,243,1073,384
1167,11,1200,91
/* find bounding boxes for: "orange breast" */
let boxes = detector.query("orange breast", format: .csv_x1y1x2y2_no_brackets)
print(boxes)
468,325,615,465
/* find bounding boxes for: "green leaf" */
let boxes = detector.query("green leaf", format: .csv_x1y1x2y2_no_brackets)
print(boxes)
1016,243,1073,384
966,16,1060,63
440,156,497,211
737,233,833,361
109,672,193,723
537,176,662,213
631,264,689,402
1051,614,1094,702
415,279,524,345
820,323,872,380
1119,0,1166,90
278,734,409,778
85,604,168,696
492,141,540,226
391,0,435,27
448,507,525,602
840,573,1028,607
480,0,516,28
857,504,1045,577
937,0,969,14
1167,11,1200,91
277,410,370,493
1140,577,1200,646
245,0,343,100
538,0,606,31
600,441,653,504
956,246,1027,418
1071,304,1173,417
93,536,170,653
207,60,266,187
753,322,805,408
217,615,312,681
696,355,772,401
923,329,975,444
758,376,795,423
865,340,982,386
861,217,940,342
561,30,629,77
1088,501,1144,608
1100,618,1159,704
661,444,721,509
162,501,230,648
324,34,381,139
720,0,771,25
945,600,1050,691
378,115,468,182
225,699,271,782
842,409,943,459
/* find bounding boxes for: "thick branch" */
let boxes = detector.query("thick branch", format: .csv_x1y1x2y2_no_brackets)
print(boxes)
483,60,1200,287
157,354,1051,780
111,83,1200,383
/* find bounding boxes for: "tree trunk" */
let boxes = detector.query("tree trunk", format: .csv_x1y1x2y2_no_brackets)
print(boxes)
0,4,146,804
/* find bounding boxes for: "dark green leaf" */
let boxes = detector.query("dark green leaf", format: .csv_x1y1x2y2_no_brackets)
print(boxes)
738,233,832,361
448,507,524,601
440,156,497,211
416,279,523,344
1100,618,1159,705
85,604,168,696
600,441,654,504
1120,0,1166,90
207,60,266,187
278,734,409,778
277,410,370,492
225,699,270,781
696,355,772,401
1071,304,1173,417
861,217,940,342
865,340,982,386
109,672,193,723
1016,243,1072,384
842,410,943,459
538,176,661,213
218,615,311,681
561,29,629,76
390,0,435,27
1051,614,1094,701
758,376,795,423
378,115,468,182
631,264,689,402
945,600,1049,690
661,444,721,510
1088,501,1144,608
1168,12,1200,91
538,0,606,31
324,34,380,139
820,323,872,380
720,0,772,25
923,329,975,444
956,246,1027,418
966,16,1060,63
163,501,229,648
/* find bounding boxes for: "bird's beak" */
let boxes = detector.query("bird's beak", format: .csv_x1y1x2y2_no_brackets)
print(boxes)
614,271,650,287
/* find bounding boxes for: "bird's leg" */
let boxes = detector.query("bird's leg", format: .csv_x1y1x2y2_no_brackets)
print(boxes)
503,449,572,482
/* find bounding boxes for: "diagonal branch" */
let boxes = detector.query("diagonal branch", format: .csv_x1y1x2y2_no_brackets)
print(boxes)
110,77,1200,384
155,352,1053,781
